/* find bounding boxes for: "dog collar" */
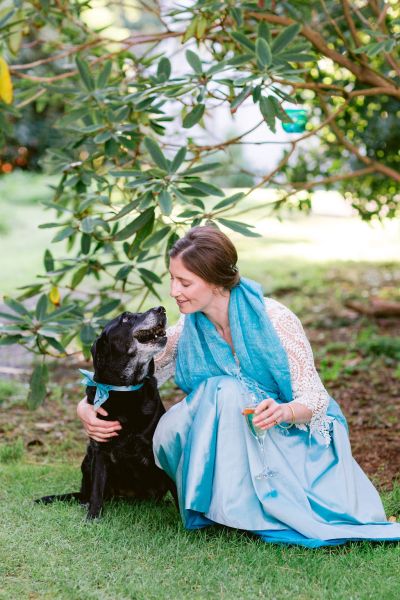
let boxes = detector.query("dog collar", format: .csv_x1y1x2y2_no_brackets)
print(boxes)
79,369,145,409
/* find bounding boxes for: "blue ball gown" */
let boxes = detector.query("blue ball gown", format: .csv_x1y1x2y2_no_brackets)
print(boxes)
153,281,400,548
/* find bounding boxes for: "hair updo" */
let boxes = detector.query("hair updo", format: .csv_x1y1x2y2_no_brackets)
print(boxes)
169,225,240,290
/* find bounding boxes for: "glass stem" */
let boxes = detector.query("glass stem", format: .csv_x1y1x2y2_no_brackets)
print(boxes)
257,436,266,471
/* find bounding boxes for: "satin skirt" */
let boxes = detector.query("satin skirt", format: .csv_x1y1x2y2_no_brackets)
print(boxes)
153,376,400,547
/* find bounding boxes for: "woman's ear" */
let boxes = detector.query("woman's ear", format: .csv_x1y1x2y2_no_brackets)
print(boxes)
212,285,226,296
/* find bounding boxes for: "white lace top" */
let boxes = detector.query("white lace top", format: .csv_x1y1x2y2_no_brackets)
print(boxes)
154,298,332,444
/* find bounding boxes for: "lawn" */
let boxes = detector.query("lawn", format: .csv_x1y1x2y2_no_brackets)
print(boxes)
0,171,399,599
0,463,399,600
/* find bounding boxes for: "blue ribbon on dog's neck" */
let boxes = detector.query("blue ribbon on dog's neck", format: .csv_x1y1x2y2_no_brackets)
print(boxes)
79,369,145,409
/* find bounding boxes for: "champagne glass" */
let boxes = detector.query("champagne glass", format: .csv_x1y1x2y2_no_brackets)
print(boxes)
242,403,279,480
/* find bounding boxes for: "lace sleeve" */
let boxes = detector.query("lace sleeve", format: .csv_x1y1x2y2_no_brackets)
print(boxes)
154,315,185,386
265,298,333,445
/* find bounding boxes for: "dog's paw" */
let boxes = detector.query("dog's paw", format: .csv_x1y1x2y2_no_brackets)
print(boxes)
86,507,103,521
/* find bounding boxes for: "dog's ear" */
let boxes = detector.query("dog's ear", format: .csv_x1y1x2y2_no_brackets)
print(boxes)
90,339,97,361
91,332,109,372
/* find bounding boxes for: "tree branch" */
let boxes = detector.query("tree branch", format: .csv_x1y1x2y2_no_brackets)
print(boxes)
10,31,182,83
247,144,297,194
271,77,344,93
289,166,376,190
319,0,349,47
341,0,364,48
11,39,104,70
317,93,400,182
193,121,265,153
15,88,46,109
247,11,400,98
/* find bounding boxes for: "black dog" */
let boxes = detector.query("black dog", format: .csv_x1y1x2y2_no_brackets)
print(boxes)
36,306,177,519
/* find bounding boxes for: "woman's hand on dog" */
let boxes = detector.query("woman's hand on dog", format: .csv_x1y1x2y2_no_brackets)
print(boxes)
77,398,122,442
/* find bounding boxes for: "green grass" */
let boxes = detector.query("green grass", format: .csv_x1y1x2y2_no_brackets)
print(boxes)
0,463,399,600
0,437,24,463
0,377,28,406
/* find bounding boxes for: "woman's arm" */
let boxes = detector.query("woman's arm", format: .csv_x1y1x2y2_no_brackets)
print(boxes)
253,298,333,444
77,315,185,442
77,397,122,442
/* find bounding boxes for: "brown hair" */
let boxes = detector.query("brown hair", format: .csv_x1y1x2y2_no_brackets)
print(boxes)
169,225,240,290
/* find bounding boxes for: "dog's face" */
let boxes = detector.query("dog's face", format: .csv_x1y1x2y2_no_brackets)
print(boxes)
91,306,167,385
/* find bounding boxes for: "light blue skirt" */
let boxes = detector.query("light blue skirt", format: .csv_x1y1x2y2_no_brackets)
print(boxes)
153,376,400,548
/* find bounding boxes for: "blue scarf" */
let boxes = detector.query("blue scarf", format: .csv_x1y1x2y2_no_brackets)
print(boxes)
175,278,293,403
79,369,145,409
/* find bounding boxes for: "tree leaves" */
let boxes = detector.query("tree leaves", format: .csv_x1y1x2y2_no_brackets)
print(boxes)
171,147,186,172
186,50,202,74
80,323,97,346
142,225,171,249
256,38,272,68
272,23,302,54
109,199,142,222
258,21,271,45
260,96,276,132
0,57,13,104
189,180,224,197
93,299,121,318
231,86,251,110
71,265,88,289
49,286,61,305
27,363,49,410
217,218,261,237
35,295,48,321
97,60,112,88
138,267,162,284
75,56,95,91
157,57,171,81
8,3,395,373
52,227,76,243
183,162,221,175
144,137,169,171
44,250,55,272
183,104,205,128
231,31,255,53
158,190,173,215
114,208,155,242
3,297,31,318
213,192,245,210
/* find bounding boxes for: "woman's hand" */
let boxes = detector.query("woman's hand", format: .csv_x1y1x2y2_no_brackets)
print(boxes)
77,397,122,442
252,398,293,430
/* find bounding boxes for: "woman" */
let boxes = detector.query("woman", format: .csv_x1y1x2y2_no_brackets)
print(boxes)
77,226,400,547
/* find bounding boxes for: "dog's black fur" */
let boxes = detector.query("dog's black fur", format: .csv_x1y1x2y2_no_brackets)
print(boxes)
36,306,177,519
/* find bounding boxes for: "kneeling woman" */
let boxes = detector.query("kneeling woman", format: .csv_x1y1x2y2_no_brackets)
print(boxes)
78,226,400,548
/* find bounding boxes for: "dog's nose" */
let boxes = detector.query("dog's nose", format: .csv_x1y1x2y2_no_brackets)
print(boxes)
155,306,166,314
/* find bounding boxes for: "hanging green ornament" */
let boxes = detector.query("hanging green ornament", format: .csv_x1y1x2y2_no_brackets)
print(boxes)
282,108,308,133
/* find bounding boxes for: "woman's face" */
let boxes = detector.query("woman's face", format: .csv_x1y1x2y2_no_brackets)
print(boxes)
169,256,217,314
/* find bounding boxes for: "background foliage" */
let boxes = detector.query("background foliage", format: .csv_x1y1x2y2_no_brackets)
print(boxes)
0,0,399,404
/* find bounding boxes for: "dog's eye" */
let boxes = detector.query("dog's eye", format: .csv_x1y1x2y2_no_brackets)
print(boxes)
122,317,129,323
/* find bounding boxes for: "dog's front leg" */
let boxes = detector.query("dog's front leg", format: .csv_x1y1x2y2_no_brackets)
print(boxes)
87,449,109,520
79,453,92,506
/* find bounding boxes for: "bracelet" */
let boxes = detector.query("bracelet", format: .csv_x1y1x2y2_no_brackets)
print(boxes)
278,404,296,430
